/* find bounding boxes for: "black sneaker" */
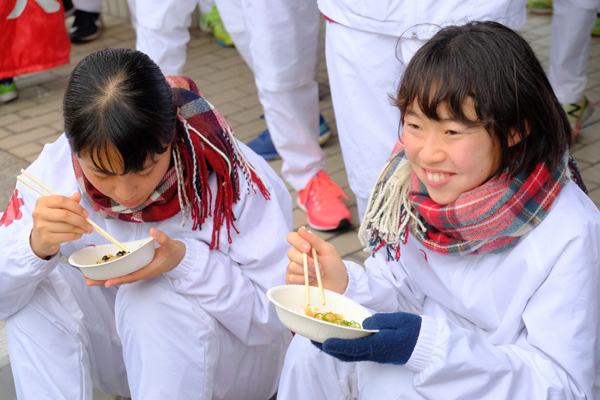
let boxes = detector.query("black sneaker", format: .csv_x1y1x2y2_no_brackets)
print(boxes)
68,10,103,43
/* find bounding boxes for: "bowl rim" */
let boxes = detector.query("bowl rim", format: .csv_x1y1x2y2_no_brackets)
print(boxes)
267,285,379,333
69,237,155,269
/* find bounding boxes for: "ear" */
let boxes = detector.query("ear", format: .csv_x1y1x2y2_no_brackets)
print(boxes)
508,129,522,147
508,121,530,147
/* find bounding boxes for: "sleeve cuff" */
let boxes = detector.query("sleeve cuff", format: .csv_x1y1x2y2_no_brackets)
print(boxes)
342,260,363,299
18,223,60,272
404,314,439,372
164,239,205,280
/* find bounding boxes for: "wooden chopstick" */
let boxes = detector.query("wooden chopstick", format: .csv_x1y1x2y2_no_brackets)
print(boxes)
18,170,130,253
303,252,310,307
312,248,325,305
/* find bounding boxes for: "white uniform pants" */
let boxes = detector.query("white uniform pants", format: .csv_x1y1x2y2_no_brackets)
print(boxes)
6,262,289,400
549,0,600,104
325,21,426,218
76,0,102,13
278,335,425,399
216,0,326,191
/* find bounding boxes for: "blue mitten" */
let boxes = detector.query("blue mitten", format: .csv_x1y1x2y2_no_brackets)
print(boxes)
313,312,422,365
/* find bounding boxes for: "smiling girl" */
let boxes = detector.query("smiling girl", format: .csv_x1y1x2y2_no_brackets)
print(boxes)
0,49,292,399
278,21,600,399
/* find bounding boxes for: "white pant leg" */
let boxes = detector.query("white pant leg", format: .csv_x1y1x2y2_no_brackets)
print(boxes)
198,0,214,14
549,0,600,103
75,0,103,13
127,0,198,76
325,22,421,219
278,335,359,400
259,84,326,190
218,0,325,190
5,264,129,399
227,31,254,71
116,275,290,400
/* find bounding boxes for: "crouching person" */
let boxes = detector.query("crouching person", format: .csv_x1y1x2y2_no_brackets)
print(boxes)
0,49,292,400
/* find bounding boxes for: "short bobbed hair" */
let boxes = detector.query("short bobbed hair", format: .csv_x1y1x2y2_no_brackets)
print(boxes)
395,21,572,178
63,48,177,174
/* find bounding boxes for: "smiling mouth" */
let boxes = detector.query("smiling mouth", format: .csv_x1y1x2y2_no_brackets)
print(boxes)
425,171,452,183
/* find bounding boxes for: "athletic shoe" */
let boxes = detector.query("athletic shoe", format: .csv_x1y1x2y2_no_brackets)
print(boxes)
562,97,595,136
318,115,331,145
246,130,279,160
200,6,233,47
62,0,75,18
526,0,553,14
298,171,352,231
592,13,600,37
247,115,332,160
69,10,103,43
0,78,18,103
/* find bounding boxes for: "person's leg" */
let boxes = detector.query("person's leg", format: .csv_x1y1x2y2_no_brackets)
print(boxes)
218,0,351,230
278,335,359,400
5,264,129,399
74,0,102,13
549,0,599,103
198,0,215,14
116,275,290,399
127,0,197,76
69,0,103,43
258,83,325,191
325,22,423,219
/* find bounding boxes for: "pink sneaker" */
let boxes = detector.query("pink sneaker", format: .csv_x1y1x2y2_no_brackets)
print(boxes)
298,171,352,231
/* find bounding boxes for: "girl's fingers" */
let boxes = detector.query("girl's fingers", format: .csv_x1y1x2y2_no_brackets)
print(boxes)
287,259,317,279
40,195,89,218
287,231,311,253
297,227,333,254
41,222,92,235
287,248,319,276
42,213,92,232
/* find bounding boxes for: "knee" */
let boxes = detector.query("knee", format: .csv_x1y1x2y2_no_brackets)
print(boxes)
115,276,208,336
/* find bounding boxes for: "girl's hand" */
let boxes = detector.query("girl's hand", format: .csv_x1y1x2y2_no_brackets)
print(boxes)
30,193,93,259
313,312,422,365
286,226,348,294
85,228,186,288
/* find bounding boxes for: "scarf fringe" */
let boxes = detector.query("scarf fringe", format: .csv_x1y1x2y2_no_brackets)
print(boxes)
359,152,425,256
176,117,268,250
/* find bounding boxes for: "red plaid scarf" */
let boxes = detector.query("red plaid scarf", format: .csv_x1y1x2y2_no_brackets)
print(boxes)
73,76,269,249
359,144,586,258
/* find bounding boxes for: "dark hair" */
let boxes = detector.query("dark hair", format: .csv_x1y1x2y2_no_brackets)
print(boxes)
63,48,177,174
395,21,572,178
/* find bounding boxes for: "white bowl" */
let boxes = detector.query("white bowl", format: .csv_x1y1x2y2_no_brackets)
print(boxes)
68,237,155,280
267,285,378,343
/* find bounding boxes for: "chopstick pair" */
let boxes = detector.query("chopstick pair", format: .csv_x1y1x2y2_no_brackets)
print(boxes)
303,230,325,306
17,169,130,253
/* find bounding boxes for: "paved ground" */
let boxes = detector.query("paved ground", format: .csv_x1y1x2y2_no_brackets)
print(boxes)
1,9,600,400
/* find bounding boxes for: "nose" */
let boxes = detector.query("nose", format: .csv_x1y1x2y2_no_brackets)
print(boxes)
113,179,137,202
419,133,445,164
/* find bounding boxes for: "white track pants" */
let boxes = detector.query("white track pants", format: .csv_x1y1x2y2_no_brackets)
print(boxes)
126,0,198,76
278,335,359,400
278,335,425,399
325,21,426,218
217,0,326,191
549,0,600,103
76,0,102,13
6,262,289,400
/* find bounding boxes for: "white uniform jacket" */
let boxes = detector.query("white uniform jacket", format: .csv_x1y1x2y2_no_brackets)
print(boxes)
343,181,600,398
0,134,292,348
318,0,527,39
